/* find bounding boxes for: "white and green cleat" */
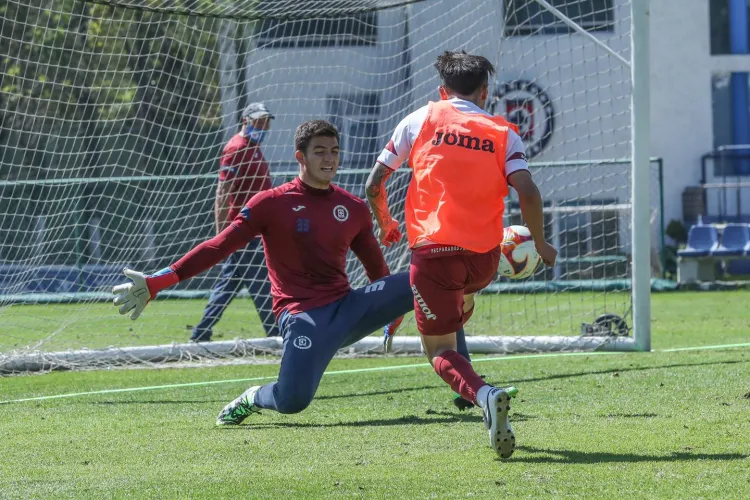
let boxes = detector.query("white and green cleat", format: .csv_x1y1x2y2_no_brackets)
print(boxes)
216,386,261,426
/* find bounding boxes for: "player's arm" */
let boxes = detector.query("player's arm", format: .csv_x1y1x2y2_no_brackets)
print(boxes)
365,114,414,246
214,178,232,234
113,195,268,320
503,129,556,266
507,170,557,266
508,170,544,241
350,211,391,282
215,146,243,234
365,163,401,246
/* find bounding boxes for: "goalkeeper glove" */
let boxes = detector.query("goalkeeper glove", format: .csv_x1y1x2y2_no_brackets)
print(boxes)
112,267,178,320
382,315,404,353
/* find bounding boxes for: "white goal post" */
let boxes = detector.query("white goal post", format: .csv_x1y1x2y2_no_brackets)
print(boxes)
0,0,653,373
629,0,652,352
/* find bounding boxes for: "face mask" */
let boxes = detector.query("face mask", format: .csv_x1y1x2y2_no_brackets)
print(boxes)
246,125,267,144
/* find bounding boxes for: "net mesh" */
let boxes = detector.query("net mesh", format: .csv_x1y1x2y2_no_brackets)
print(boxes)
0,0,654,373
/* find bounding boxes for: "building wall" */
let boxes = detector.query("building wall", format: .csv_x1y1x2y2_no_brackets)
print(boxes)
242,0,737,241
241,7,410,169
649,0,714,226
243,1,505,171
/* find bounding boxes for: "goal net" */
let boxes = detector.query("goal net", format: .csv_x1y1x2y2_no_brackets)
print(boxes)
0,0,654,373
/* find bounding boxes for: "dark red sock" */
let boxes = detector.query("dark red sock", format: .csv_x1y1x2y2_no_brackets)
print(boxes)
433,350,486,403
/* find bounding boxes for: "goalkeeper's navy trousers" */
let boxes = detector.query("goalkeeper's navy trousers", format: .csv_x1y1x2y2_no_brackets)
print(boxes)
191,238,279,340
252,272,472,414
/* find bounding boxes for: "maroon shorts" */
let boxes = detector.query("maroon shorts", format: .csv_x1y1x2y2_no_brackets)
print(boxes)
409,244,501,336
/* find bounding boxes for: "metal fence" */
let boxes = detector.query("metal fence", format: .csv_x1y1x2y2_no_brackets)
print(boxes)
700,145,750,222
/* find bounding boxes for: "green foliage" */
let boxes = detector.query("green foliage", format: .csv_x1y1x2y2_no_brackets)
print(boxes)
662,220,689,278
662,245,679,280
665,219,688,245
0,0,236,182
0,0,261,263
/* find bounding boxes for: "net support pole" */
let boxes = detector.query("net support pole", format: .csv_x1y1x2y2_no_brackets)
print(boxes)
630,0,652,352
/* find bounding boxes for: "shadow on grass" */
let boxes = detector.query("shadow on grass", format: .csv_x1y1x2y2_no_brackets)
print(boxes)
508,446,749,464
316,358,748,401
316,384,444,401
219,411,536,430
84,399,658,425
7,358,744,408
513,358,747,385
600,412,658,418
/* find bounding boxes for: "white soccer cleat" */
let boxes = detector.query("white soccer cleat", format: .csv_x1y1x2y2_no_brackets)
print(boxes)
481,387,516,458
216,386,261,426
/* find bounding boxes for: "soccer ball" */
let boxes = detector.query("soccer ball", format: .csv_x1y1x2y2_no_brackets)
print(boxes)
498,225,541,280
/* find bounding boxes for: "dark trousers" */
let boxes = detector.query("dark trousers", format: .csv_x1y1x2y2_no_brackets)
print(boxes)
252,273,472,414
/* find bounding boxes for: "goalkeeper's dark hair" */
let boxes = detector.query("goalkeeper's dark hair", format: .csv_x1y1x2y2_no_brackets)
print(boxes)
434,50,496,96
295,120,340,153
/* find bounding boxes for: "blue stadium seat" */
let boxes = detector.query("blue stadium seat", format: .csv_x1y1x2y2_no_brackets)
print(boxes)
712,224,750,257
677,225,719,258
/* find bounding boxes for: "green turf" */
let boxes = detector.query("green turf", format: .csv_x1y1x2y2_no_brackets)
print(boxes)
1,350,749,498
2,290,749,352
1,291,749,498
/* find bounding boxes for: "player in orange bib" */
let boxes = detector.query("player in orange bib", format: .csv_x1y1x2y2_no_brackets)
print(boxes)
366,50,557,458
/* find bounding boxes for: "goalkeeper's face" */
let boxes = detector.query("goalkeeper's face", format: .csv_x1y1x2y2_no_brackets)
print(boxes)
298,135,340,188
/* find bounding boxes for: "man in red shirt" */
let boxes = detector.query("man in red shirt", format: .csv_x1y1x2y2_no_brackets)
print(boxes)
191,102,278,341
112,120,412,424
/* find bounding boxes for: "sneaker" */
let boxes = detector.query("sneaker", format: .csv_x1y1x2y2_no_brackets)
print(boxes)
481,387,516,458
453,392,475,411
216,386,261,426
452,374,485,411
189,337,211,343
190,328,212,343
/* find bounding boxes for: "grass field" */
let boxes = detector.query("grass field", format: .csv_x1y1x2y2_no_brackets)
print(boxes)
2,290,749,351
1,291,749,498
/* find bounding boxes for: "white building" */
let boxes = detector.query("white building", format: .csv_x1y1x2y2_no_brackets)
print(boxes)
228,0,746,262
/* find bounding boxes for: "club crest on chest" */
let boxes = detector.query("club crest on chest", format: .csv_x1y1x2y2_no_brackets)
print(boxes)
333,205,349,222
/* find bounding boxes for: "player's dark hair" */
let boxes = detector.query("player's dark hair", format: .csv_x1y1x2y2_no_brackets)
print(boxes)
434,50,496,96
295,120,340,153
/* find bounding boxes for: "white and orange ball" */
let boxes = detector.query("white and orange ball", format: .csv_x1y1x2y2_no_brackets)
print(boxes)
498,225,541,280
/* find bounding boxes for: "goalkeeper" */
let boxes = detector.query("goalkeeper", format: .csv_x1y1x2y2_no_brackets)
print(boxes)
112,120,474,424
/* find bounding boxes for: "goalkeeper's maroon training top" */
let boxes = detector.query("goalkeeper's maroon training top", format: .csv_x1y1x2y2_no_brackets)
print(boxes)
169,177,389,319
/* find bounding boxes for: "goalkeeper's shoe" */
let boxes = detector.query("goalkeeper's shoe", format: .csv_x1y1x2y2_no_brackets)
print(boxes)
216,386,261,426
189,329,213,343
481,386,517,459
